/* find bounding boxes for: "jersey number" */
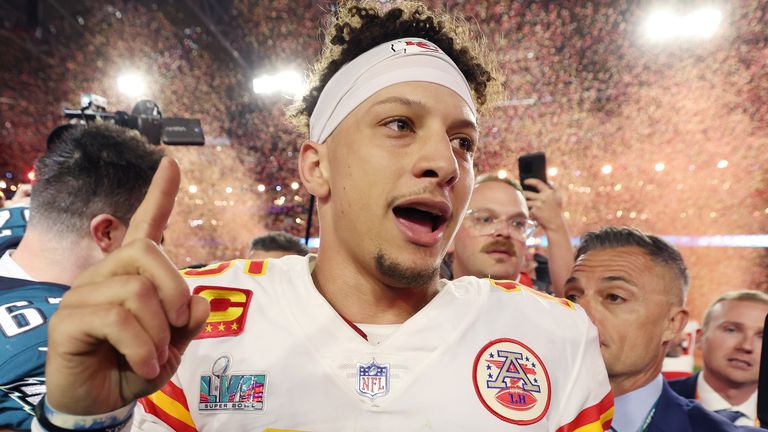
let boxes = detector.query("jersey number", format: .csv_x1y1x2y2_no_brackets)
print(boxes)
0,301,45,337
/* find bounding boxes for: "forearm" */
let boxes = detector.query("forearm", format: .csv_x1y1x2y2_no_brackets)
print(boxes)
543,221,574,297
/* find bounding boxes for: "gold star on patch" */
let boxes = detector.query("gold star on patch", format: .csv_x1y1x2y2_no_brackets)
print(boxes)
205,324,213,332
217,323,226,331
230,323,239,330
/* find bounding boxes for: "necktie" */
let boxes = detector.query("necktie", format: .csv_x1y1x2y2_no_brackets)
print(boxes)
714,409,744,423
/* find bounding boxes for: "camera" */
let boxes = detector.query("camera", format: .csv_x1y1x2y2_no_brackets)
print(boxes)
63,93,205,145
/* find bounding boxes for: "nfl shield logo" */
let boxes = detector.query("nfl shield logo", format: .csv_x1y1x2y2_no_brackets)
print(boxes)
356,360,389,399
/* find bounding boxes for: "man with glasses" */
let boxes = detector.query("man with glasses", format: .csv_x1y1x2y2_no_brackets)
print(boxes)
450,174,573,294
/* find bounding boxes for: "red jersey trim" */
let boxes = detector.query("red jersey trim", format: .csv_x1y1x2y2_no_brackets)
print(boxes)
555,391,614,432
138,381,197,432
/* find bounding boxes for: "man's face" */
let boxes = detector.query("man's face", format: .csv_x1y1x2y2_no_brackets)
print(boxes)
700,299,767,387
564,247,685,383
320,81,477,288
450,181,529,280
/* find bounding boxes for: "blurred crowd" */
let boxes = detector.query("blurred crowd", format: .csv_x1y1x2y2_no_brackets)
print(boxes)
0,1,767,430
1,0,766,323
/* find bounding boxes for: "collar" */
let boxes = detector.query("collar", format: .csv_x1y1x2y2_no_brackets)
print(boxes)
0,249,35,281
698,371,757,425
613,374,663,432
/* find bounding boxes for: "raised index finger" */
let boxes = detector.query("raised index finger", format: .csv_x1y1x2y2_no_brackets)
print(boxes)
125,157,180,244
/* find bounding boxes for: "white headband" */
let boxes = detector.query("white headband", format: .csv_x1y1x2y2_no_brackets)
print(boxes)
309,38,477,144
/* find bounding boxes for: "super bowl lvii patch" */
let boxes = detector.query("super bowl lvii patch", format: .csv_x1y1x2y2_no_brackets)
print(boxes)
199,355,266,411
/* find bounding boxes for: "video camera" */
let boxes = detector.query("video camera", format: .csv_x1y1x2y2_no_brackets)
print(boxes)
63,93,205,145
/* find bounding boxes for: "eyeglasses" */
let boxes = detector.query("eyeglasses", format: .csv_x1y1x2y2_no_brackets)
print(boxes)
465,209,538,239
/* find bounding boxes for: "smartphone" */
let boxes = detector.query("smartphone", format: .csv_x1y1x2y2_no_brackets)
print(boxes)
518,152,547,192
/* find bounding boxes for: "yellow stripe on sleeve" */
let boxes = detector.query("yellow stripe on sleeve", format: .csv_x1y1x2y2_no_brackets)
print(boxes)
571,406,615,432
146,389,197,428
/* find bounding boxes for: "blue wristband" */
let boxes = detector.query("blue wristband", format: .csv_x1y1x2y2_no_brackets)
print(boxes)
35,397,134,432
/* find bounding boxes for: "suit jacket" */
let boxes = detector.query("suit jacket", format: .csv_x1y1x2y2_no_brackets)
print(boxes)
647,381,761,432
668,371,699,400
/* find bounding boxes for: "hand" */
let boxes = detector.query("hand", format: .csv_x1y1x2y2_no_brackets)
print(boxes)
45,158,210,415
522,178,566,231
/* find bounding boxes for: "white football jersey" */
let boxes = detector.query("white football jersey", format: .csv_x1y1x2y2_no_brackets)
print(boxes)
135,255,613,431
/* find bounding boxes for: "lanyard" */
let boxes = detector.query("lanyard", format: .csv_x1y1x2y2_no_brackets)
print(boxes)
639,399,659,432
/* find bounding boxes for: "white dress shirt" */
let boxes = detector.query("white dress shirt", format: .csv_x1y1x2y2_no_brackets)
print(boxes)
698,371,758,427
612,374,663,432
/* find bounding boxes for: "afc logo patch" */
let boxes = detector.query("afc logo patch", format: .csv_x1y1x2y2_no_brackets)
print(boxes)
356,359,389,400
472,339,551,425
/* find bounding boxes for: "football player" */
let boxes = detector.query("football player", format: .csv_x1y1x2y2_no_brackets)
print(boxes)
0,124,163,430
36,2,613,431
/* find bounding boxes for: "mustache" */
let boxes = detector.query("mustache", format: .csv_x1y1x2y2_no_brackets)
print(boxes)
386,185,449,210
481,240,517,255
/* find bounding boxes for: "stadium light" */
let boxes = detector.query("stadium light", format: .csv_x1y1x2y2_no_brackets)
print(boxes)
117,73,146,97
253,70,306,99
643,7,722,41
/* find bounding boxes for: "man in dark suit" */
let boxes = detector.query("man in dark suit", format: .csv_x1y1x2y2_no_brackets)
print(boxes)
564,227,761,431
669,290,767,428
670,372,698,400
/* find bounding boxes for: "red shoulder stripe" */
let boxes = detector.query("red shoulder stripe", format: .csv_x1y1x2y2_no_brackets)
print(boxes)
182,261,233,277
556,391,614,432
244,259,267,276
160,380,191,410
138,381,197,432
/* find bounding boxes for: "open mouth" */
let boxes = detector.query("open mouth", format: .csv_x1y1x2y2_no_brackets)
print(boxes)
392,206,447,232
391,200,451,247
